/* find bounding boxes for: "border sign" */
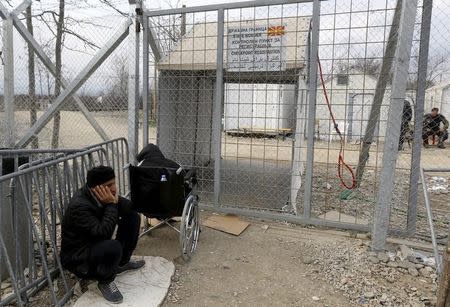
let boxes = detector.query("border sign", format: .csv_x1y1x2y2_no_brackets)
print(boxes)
227,24,287,72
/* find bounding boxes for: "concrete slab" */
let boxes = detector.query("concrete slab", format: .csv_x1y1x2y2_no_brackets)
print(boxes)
73,256,174,307
318,210,368,225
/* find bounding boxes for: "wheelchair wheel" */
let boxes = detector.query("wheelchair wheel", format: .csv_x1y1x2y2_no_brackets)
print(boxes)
180,194,200,261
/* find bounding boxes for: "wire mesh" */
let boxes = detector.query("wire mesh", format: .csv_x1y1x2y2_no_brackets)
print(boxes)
145,0,444,234
0,0,448,246
0,1,139,149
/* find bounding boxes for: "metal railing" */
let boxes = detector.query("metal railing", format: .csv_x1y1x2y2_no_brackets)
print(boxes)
0,138,129,306
0,149,81,177
420,167,450,275
84,138,130,195
0,148,107,306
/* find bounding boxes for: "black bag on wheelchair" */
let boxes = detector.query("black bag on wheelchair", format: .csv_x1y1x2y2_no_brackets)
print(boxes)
129,144,188,218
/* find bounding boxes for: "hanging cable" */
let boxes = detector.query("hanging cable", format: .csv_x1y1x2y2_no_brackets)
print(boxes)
317,56,357,190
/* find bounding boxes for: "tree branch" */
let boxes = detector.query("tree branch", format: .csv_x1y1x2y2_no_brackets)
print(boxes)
98,0,127,17
64,16,112,30
36,15,57,37
63,28,100,50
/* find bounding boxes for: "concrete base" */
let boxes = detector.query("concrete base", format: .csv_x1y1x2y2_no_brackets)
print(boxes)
73,256,175,307
318,210,368,225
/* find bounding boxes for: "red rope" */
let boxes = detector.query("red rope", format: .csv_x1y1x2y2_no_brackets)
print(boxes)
317,57,357,190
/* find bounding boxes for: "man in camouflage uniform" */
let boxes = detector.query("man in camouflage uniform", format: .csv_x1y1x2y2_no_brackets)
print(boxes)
422,107,449,149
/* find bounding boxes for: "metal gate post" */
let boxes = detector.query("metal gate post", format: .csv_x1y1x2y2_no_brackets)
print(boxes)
290,78,307,215
372,0,419,251
142,13,150,147
128,5,140,163
408,0,433,236
303,0,320,218
212,8,225,205
3,16,15,147
354,0,402,186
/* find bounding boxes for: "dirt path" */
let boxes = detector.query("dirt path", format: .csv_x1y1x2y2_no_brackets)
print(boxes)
135,215,355,307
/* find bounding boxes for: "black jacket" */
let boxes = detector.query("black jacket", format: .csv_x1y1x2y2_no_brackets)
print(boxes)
136,143,179,169
60,186,131,275
402,100,413,124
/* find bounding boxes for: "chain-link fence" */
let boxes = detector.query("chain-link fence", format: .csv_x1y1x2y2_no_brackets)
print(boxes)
143,0,445,241
1,0,449,249
0,1,140,150
411,0,450,248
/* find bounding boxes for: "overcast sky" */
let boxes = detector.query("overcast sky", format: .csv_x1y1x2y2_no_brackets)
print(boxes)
1,0,449,95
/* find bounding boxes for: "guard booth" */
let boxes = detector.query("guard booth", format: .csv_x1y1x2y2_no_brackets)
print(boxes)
154,16,310,211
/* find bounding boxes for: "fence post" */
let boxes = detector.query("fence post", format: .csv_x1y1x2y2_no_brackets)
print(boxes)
142,11,150,147
303,0,320,218
354,0,402,186
212,8,225,205
372,0,419,251
437,228,450,306
128,6,140,163
3,16,15,147
408,0,433,236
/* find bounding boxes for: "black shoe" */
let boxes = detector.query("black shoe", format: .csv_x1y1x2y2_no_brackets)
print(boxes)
97,281,123,304
423,141,430,148
438,142,445,149
116,259,145,275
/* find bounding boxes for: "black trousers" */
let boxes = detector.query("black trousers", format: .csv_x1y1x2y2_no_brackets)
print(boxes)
84,211,140,283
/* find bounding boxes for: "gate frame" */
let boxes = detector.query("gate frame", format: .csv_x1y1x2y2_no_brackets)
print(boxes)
141,0,432,247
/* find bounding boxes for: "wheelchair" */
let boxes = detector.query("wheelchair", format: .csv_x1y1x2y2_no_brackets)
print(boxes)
129,163,200,261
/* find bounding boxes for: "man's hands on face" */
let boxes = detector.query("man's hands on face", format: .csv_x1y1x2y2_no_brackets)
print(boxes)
91,185,118,205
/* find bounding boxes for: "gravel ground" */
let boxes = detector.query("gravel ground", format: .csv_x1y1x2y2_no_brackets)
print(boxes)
135,214,439,307
0,213,441,306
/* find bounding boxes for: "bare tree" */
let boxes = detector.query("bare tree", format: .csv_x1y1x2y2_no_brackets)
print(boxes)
411,52,450,89
51,0,65,149
99,0,127,17
35,39,55,98
336,52,450,91
351,57,382,77
26,5,39,148
113,56,128,98
52,0,65,148
25,0,101,148
428,54,450,86
107,55,129,108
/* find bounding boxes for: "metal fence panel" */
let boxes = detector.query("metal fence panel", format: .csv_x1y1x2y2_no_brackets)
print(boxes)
0,148,108,306
0,0,448,263
0,137,129,306
143,0,439,237
0,2,136,150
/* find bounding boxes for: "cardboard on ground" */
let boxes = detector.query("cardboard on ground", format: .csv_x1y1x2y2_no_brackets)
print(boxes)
203,215,250,236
